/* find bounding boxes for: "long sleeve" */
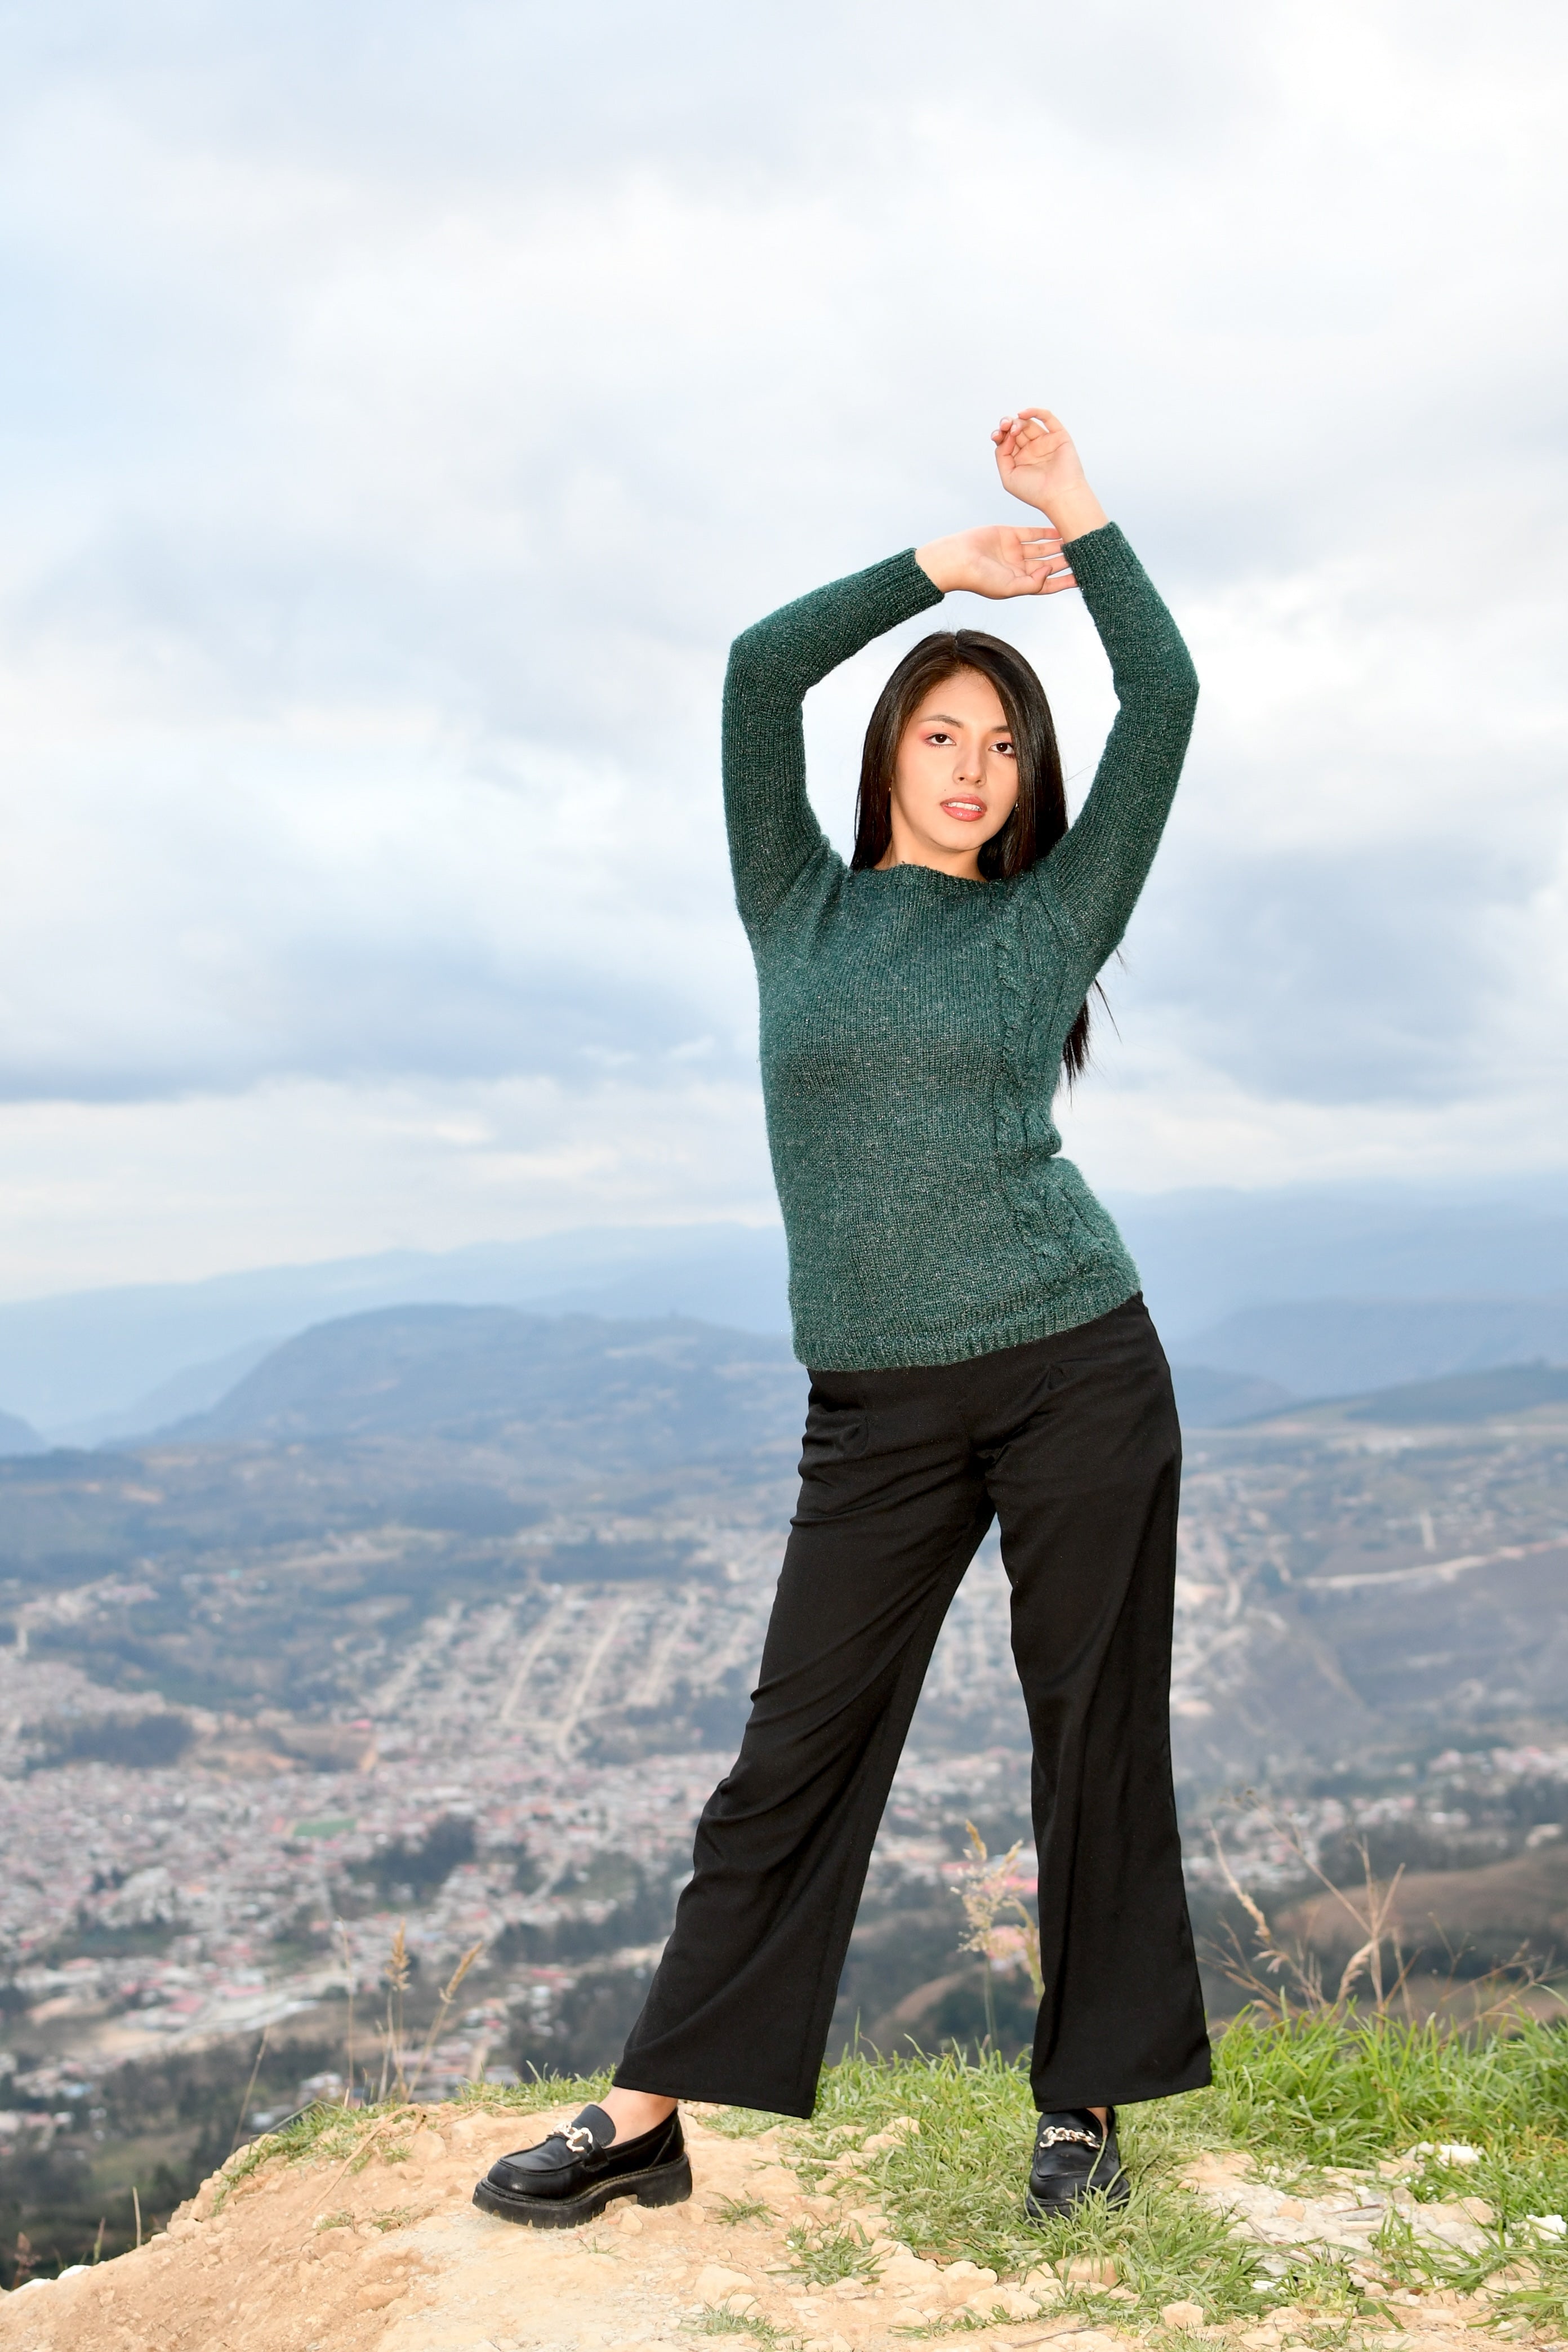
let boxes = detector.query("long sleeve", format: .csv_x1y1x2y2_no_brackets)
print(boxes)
1036,524,1199,972
721,549,945,939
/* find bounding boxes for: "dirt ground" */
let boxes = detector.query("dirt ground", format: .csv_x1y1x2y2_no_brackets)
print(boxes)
0,2105,1536,2352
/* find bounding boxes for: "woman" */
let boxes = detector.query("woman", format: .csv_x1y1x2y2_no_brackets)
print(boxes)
475,408,1209,2229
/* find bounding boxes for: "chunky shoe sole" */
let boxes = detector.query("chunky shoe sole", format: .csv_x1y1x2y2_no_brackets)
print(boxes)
1024,2168,1130,2221
473,2150,693,2229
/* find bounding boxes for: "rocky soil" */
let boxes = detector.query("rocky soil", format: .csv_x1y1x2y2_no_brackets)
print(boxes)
0,2105,1545,2352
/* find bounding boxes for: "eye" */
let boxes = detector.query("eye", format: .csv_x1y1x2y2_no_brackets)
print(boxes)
924,730,955,746
992,739,1016,758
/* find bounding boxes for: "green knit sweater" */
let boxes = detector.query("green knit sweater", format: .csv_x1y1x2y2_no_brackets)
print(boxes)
722,522,1198,1371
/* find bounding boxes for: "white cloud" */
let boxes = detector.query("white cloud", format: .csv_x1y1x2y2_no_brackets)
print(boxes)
0,1073,778,1297
0,0,1563,1286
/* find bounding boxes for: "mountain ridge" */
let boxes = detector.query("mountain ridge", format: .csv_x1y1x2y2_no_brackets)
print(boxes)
6,1177,1568,1431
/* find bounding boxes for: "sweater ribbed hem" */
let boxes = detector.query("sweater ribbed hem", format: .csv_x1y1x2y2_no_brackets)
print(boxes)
792,1254,1142,1373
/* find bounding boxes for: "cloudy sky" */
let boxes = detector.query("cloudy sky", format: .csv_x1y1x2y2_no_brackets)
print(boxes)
0,0,1563,1296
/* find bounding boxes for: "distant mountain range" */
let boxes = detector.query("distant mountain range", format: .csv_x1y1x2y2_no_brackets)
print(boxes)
1174,1295,1568,1398
0,1175,1565,1440
6,1302,1567,1794
0,1224,794,1438
129,1308,1568,1452
172,1304,804,1465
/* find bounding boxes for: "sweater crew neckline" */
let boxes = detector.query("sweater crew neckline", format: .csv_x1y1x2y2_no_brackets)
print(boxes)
856,862,999,896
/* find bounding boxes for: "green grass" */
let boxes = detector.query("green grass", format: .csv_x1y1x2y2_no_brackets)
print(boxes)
210,2073,611,2210
685,2312,792,2345
783,2218,883,2287
199,2012,1568,2330
714,2193,775,2225
1202,2006,1568,2166
1197,2008,1568,2327
779,2011,1568,2328
706,2106,795,2139
792,2048,1268,2327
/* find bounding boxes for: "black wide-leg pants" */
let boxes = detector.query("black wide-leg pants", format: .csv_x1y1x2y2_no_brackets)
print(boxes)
615,1293,1211,2119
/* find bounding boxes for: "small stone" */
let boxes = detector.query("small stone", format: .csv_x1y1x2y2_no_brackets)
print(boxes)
694,2264,757,2305
992,2288,1040,2320
1162,2301,1206,2329
884,2254,941,2284
356,2282,403,2310
1066,2257,1118,2286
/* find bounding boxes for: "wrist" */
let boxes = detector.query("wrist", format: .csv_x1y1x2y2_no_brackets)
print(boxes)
914,537,960,593
1039,487,1110,543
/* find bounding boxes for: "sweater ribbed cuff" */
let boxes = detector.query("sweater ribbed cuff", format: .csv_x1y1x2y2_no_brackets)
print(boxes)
1059,519,1133,572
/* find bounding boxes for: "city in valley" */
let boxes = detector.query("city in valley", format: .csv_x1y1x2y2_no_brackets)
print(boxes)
3,1307,1568,2269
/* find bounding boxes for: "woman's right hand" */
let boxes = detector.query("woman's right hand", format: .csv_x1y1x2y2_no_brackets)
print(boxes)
992,408,1109,542
914,524,1077,599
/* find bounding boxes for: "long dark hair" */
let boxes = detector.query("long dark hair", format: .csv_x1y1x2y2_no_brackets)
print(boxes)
851,629,1093,1082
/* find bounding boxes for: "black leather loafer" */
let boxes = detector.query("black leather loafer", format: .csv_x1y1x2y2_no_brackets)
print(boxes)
1024,2106,1130,2219
473,2103,692,2229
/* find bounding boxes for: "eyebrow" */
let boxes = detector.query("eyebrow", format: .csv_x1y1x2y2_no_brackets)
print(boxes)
921,712,1012,730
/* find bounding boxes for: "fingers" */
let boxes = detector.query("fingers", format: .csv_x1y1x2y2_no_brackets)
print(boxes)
995,407,1067,466
1013,526,1073,584
1010,550,1072,588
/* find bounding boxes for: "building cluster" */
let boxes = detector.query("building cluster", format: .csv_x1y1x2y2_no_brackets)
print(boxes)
5,1405,1567,2142
1187,1743,1568,1895
0,1571,1037,2133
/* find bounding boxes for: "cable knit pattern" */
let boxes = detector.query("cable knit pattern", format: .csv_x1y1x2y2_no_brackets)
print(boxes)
723,523,1199,1371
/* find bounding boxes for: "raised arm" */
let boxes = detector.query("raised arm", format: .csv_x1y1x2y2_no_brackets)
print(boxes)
723,518,1072,938
994,409,1200,971
722,555,943,939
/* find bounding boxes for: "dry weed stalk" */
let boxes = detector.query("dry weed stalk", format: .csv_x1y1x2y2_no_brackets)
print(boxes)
229,2023,271,2155
379,1920,412,2101
952,1821,1043,2042
1205,1806,1415,2018
403,1940,485,2103
336,1918,357,2106
1205,1799,1565,2028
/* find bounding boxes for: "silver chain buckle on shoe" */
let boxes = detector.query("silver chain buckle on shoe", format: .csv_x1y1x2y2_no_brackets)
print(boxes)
560,2122,598,2155
1035,2126,1097,2148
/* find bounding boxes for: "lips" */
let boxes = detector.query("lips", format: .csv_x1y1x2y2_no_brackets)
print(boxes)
939,798,986,822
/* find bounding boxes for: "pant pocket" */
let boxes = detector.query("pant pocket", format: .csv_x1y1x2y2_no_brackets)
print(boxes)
799,1389,871,1472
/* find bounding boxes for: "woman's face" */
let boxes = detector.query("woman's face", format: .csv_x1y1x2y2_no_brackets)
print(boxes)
883,667,1019,877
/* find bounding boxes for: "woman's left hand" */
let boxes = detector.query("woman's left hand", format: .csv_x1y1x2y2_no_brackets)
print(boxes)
993,408,1109,542
914,523,1077,599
